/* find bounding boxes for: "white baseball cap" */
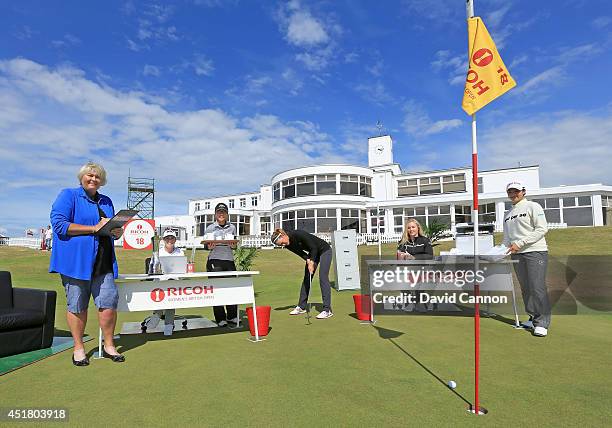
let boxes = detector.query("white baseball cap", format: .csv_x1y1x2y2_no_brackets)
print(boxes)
506,181,525,191
162,229,177,238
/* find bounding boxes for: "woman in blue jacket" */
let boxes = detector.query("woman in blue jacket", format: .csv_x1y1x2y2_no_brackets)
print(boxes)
49,162,125,366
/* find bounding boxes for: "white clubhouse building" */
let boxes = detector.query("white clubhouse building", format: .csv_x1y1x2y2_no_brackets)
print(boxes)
157,135,612,241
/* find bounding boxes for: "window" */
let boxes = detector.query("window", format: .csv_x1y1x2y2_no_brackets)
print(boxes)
273,213,281,229
359,176,372,197
229,199,235,209
360,210,367,233
420,176,442,195
316,175,336,195
273,183,280,202
260,216,271,235
370,208,385,234
340,175,359,195
442,174,466,193
240,198,246,208
562,197,576,208
204,202,210,210
533,198,561,223
478,202,496,223
282,178,296,199
428,205,451,228
195,202,200,211
393,208,403,234
455,205,472,224
340,209,359,231
477,177,484,193
296,209,315,232
563,196,593,226
602,195,612,226
251,196,258,207
296,175,315,196
229,214,251,235
282,211,295,231
398,179,418,197
316,209,337,233
196,214,214,236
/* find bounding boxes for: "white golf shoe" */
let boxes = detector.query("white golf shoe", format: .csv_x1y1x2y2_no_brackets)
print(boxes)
217,320,228,327
316,310,334,319
533,326,548,337
289,306,307,315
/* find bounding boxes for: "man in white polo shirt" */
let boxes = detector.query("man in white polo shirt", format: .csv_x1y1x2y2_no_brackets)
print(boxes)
503,181,551,337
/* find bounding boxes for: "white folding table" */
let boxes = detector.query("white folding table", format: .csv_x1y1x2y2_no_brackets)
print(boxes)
95,271,262,358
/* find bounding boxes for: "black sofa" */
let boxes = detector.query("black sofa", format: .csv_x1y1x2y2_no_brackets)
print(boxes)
0,271,56,358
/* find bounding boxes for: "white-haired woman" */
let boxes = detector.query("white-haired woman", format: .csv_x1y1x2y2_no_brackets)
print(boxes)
49,162,125,366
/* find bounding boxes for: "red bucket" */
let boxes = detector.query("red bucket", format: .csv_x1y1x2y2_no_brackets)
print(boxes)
353,295,371,321
186,263,195,273
246,306,271,337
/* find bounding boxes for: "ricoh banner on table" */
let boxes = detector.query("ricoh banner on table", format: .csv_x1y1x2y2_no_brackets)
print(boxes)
117,276,255,312
366,257,516,292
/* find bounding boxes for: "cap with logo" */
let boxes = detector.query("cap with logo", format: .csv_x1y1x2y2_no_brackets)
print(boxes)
215,202,229,213
506,181,525,192
162,229,177,239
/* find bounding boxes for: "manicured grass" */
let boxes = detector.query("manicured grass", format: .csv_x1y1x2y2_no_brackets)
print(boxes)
0,228,611,426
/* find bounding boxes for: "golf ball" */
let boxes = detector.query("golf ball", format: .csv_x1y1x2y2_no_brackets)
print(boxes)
447,380,457,389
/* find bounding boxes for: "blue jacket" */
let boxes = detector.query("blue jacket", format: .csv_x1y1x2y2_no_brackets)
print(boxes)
49,187,118,280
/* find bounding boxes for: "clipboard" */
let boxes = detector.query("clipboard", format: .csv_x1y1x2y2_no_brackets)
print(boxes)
97,209,139,237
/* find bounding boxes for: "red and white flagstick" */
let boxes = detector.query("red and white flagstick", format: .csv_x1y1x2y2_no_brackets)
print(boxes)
466,0,484,415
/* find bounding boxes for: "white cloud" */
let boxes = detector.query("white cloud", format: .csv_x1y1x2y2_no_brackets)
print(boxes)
191,54,214,76
281,68,304,95
431,50,466,85
143,64,161,77
402,101,463,137
366,59,384,77
295,45,333,71
592,16,612,29
276,1,340,72
480,111,612,186
14,25,35,40
0,58,351,234
51,33,81,48
514,66,565,96
514,43,602,97
354,81,396,106
286,10,329,47
510,54,528,69
171,54,215,77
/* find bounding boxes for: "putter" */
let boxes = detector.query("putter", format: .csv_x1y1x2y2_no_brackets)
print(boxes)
306,270,312,325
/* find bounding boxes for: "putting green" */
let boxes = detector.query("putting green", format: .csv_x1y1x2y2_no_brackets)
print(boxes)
0,228,611,426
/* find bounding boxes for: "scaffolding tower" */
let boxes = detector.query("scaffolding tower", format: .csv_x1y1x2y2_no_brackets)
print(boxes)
127,176,155,219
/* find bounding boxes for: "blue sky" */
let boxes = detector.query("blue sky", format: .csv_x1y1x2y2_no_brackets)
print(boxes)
1,0,611,236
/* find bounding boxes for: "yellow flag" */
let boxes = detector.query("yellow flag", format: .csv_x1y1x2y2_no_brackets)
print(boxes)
462,17,516,115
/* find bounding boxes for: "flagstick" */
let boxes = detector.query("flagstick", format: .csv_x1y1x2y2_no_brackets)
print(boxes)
471,113,482,415
466,0,483,415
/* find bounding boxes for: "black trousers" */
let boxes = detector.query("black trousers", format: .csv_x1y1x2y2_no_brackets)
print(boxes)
206,259,238,323
298,249,332,311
